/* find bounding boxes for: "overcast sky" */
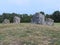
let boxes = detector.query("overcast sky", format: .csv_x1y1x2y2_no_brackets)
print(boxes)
0,0,60,14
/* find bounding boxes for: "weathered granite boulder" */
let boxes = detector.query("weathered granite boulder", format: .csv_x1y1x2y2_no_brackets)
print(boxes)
45,18,54,26
31,12,54,26
31,12,45,25
13,16,20,24
2,19,10,24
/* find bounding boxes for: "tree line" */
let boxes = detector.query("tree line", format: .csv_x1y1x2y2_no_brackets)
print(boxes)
0,10,60,23
46,11,60,22
0,13,32,23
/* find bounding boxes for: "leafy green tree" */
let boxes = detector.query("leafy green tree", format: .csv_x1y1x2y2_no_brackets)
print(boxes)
52,11,60,22
40,11,45,15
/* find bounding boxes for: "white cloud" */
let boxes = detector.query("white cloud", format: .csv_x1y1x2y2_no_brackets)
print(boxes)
7,0,30,5
0,0,60,14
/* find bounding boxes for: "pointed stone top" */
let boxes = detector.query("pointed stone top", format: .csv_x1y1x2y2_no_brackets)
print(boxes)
13,16,20,24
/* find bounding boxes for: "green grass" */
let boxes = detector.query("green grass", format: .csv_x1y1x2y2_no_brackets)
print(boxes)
54,23,60,26
0,23,60,45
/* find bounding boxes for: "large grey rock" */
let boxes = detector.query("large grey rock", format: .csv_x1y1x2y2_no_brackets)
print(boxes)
31,12,45,25
2,19,10,24
13,16,20,24
45,18,54,26
31,12,54,26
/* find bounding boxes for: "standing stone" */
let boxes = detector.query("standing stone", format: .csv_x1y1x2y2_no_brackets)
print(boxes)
31,12,54,26
31,12,45,24
13,16,20,24
2,19,10,24
45,18,54,26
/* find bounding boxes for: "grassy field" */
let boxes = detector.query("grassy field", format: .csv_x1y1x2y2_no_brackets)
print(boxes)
0,23,60,45
54,23,60,26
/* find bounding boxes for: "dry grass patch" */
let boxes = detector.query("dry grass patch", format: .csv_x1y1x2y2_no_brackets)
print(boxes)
0,23,60,45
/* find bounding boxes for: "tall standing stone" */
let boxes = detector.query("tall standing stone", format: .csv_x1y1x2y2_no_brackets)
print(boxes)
31,12,45,24
2,19,10,24
31,12,54,26
13,16,20,24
